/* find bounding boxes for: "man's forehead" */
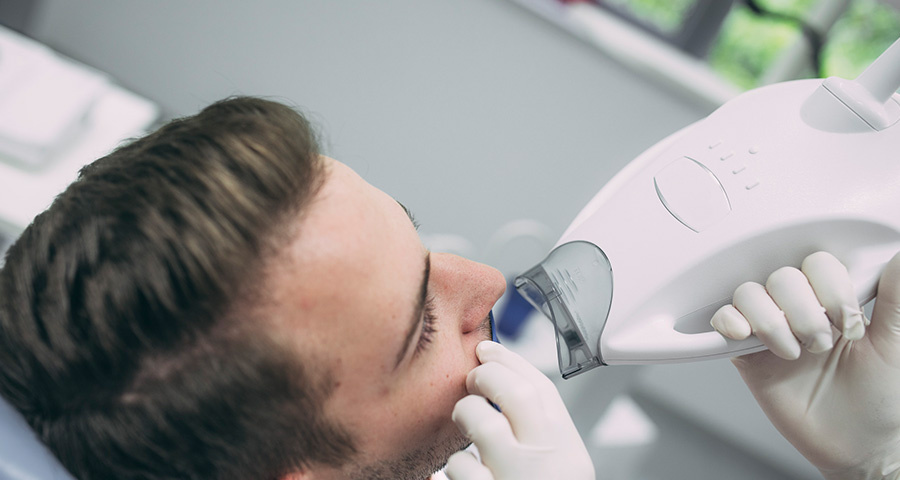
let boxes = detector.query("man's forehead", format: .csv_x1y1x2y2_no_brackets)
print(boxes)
282,183,386,291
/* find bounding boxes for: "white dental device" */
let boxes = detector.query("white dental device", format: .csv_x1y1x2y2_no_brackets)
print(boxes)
516,37,900,379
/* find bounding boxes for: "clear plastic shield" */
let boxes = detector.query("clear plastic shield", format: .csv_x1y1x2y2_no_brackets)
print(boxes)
514,241,613,378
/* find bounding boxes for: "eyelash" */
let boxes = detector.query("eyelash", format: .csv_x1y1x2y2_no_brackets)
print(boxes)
414,296,437,356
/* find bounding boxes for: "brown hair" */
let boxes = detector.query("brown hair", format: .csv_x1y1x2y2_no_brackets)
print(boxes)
0,97,355,479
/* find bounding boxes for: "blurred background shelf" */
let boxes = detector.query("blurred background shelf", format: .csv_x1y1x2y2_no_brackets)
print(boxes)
0,25,158,239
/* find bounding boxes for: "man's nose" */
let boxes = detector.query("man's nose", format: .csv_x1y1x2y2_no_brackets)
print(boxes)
431,253,506,334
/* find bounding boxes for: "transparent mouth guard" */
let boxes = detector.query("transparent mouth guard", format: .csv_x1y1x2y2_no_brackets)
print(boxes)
514,241,613,379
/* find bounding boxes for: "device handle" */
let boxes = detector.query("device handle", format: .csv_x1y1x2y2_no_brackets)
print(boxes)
602,248,894,366
601,317,765,365
856,36,900,105
819,36,900,130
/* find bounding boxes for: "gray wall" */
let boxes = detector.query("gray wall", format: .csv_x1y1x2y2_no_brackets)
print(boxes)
27,0,709,268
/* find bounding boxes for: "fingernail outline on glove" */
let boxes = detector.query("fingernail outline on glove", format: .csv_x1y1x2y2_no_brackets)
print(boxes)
841,304,866,340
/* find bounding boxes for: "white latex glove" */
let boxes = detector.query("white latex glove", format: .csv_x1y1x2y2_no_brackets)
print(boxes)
711,251,900,480
444,341,595,480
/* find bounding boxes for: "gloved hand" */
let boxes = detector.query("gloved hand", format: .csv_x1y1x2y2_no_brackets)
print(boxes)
711,251,900,480
444,341,595,480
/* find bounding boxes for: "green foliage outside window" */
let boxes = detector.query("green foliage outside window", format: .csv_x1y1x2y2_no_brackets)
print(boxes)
603,0,900,90
755,0,818,17
822,1,900,80
709,4,808,89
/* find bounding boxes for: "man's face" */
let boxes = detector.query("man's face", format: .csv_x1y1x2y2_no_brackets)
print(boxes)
270,158,506,479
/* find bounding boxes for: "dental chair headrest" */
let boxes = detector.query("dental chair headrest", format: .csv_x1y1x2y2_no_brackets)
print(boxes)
0,394,75,480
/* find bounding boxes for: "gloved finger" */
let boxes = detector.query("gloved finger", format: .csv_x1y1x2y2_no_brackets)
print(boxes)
465,362,549,446
766,266,834,353
474,341,554,393
733,281,802,360
711,304,753,340
801,251,866,340
473,341,566,416
870,251,900,354
445,451,494,480
452,395,517,465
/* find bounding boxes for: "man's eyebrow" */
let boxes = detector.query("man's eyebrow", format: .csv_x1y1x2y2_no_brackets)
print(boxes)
397,201,420,230
395,252,431,369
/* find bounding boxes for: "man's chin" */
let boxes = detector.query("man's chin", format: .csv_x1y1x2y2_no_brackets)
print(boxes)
430,432,473,477
345,427,471,480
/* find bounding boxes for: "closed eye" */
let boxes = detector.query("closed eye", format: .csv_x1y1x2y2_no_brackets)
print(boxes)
397,201,420,231
414,295,437,357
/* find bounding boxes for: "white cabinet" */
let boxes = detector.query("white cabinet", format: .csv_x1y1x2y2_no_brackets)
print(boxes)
0,26,158,237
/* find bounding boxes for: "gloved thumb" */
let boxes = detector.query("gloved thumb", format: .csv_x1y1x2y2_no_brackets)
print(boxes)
868,251,900,360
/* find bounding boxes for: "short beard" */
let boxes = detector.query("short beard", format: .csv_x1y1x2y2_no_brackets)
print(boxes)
344,429,471,480
343,315,492,479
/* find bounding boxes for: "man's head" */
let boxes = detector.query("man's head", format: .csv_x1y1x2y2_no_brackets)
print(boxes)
272,158,505,479
0,97,505,479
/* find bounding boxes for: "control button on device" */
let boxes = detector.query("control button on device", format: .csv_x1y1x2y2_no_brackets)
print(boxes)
654,157,732,232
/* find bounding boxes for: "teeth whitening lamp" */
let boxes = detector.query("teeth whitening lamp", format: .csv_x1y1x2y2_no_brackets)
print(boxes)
516,37,900,379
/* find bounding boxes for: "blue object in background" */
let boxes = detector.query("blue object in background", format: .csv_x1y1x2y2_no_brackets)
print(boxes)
496,278,536,340
488,310,502,412
490,311,499,343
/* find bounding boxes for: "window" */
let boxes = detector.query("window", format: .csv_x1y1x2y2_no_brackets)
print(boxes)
708,0,900,88
517,0,900,105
